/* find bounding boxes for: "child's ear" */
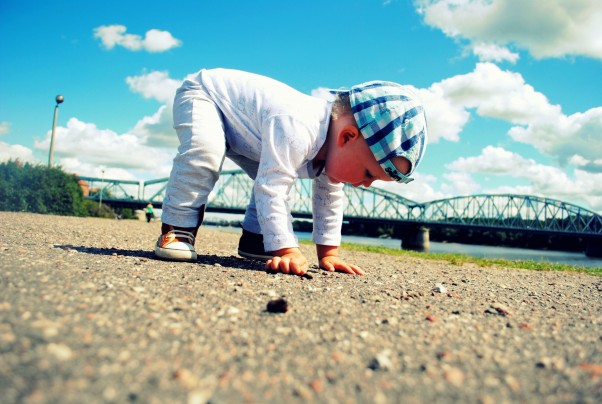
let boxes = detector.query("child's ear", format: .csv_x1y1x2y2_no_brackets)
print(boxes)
337,125,361,146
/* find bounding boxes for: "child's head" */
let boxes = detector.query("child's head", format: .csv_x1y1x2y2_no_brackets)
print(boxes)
330,81,427,185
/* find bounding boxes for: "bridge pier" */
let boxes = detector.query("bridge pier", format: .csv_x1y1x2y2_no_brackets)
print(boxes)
400,226,430,252
585,239,602,258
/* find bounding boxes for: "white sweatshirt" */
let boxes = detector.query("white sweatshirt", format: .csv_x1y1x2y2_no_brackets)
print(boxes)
197,68,344,251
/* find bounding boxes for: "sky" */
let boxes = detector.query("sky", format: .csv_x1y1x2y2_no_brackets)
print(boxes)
1,0,601,213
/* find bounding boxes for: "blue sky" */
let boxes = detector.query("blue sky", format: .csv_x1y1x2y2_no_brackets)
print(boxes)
1,0,601,213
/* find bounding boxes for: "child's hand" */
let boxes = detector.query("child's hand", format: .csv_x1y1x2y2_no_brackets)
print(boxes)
265,247,309,276
316,244,365,276
319,256,365,276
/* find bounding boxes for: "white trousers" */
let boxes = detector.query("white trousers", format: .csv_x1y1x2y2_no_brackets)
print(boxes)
161,80,262,234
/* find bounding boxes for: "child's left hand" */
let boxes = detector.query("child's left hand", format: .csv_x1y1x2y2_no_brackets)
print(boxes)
265,247,309,276
319,256,365,276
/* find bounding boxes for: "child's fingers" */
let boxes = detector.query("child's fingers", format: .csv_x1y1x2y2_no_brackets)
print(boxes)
336,265,356,275
341,264,364,276
266,255,308,276
290,260,308,276
265,258,275,272
332,262,365,276
279,258,291,274
333,262,363,275
349,265,365,276
286,256,306,275
322,262,335,272
265,257,287,273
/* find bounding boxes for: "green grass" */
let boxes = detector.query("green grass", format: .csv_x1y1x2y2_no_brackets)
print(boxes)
300,239,602,277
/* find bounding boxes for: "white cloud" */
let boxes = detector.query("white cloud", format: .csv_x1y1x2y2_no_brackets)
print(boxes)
33,117,175,178
2,70,186,179
310,87,336,101
415,0,602,60
126,71,181,103
509,107,602,172
58,158,139,181
126,70,186,148
312,62,595,175
375,173,446,203
0,121,10,135
0,141,34,163
419,62,602,174
471,42,519,63
417,85,469,143
440,172,481,196
130,105,176,148
93,25,181,53
435,62,558,124
448,145,527,174
569,154,602,173
417,62,555,143
446,146,602,212
143,29,182,52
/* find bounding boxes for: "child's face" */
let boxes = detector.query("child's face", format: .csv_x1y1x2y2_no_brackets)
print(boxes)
325,128,393,187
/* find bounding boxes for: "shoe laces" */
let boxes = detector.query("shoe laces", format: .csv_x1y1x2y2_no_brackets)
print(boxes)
164,229,195,244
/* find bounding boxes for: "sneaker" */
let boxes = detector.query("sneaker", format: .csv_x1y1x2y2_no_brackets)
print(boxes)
238,229,273,260
155,229,197,262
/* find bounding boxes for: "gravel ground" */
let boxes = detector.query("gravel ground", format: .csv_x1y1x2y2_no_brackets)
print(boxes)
0,212,601,403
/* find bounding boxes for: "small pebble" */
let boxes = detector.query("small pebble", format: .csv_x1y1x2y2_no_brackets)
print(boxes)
444,367,465,387
433,283,447,294
309,378,324,394
266,298,288,313
46,343,73,361
491,303,513,316
369,349,393,371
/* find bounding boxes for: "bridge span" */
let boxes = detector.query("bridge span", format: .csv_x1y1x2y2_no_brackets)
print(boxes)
78,171,602,257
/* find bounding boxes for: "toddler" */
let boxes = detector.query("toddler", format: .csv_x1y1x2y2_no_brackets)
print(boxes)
155,68,427,276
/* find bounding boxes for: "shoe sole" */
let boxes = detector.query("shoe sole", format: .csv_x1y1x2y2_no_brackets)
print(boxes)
155,245,197,262
237,249,273,261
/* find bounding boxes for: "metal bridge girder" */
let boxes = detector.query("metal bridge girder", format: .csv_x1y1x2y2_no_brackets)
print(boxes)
83,171,602,237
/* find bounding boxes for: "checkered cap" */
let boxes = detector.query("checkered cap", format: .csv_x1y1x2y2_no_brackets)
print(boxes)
342,81,428,183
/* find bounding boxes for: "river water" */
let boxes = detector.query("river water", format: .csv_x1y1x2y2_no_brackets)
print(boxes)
337,233,602,269
205,220,602,269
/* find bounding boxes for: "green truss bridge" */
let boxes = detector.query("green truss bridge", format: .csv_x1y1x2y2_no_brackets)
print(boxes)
78,170,602,257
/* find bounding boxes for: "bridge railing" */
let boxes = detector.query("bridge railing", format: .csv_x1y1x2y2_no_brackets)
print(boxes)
207,171,422,221
422,194,602,235
78,171,602,237
78,176,142,201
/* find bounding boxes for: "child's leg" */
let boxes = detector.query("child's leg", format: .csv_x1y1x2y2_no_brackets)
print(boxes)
162,83,226,227
225,152,261,234
157,81,226,260
225,152,270,259
237,191,273,260
241,191,261,234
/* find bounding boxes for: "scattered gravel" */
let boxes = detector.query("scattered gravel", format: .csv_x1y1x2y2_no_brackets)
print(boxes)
0,212,600,403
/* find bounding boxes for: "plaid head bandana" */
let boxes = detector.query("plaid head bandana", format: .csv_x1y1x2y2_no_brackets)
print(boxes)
337,81,428,184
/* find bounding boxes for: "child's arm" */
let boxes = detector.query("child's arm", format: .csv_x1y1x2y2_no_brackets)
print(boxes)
265,247,309,276
316,245,365,276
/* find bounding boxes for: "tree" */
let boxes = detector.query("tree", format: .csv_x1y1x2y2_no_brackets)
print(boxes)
0,160,87,216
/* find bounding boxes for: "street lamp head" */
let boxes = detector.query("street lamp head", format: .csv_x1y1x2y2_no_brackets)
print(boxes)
55,95,64,105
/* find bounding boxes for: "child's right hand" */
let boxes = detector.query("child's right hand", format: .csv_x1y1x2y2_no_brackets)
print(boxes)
265,247,309,276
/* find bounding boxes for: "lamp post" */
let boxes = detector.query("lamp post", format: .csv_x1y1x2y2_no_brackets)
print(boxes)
99,169,105,211
48,95,65,167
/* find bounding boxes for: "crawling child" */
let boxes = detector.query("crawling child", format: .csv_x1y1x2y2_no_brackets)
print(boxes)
155,68,427,276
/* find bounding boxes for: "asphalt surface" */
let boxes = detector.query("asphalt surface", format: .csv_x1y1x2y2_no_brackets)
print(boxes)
0,212,601,403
